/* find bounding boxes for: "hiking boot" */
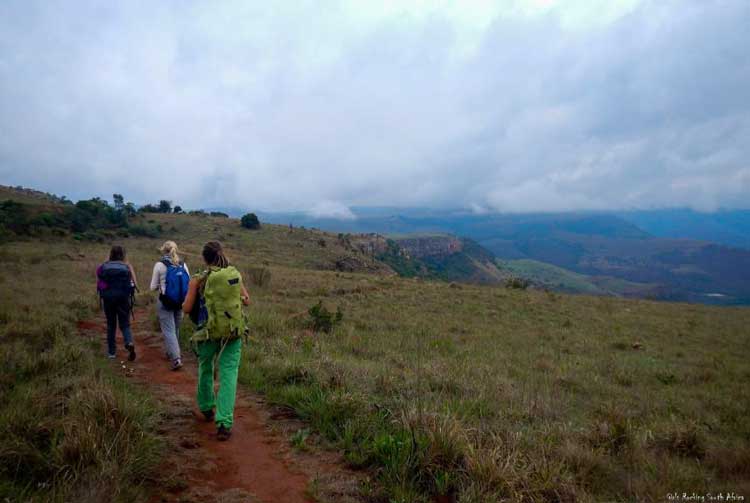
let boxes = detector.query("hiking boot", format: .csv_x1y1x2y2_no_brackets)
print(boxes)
217,425,232,441
171,359,183,371
201,409,214,422
126,344,136,362
107,353,116,359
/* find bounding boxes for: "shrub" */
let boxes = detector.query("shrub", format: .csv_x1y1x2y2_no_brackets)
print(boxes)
505,277,530,290
308,301,343,333
246,267,272,288
241,213,261,230
139,204,160,213
129,225,161,238
210,211,229,218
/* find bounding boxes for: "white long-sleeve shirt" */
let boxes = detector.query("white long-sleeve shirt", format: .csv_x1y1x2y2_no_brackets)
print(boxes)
150,261,190,294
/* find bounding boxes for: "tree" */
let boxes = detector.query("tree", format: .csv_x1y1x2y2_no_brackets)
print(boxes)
139,203,160,213
173,205,183,214
158,200,172,213
112,194,124,211
241,213,261,230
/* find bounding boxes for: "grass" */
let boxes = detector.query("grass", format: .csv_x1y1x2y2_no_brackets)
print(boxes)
2,207,750,502
498,258,657,297
230,267,750,502
0,242,162,502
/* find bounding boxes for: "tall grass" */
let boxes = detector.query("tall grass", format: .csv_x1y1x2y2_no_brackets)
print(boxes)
0,242,162,502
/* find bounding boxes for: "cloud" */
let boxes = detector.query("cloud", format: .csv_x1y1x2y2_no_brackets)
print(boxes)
307,201,357,220
0,0,748,213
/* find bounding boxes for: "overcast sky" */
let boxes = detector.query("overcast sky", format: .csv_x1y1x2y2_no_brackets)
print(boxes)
1,0,748,215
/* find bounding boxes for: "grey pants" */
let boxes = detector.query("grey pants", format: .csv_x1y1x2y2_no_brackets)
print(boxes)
157,300,182,361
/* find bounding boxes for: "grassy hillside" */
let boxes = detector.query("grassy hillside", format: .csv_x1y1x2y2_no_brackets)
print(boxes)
498,259,659,297
2,196,749,502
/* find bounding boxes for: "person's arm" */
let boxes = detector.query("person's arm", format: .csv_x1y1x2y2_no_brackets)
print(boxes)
182,277,200,314
150,262,162,292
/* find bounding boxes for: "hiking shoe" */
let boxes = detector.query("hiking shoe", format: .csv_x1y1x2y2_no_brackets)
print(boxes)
217,425,232,441
170,359,183,371
126,344,136,362
201,409,214,422
107,353,117,359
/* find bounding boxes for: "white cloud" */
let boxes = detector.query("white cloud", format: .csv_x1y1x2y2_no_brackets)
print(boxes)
307,201,357,220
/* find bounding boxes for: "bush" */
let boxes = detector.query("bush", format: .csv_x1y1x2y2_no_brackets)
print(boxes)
308,301,343,333
246,267,272,288
129,225,161,238
241,213,261,230
505,277,530,290
138,204,160,213
210,211,229,218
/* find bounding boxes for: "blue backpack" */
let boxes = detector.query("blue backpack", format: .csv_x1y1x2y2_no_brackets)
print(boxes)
159,260,190,311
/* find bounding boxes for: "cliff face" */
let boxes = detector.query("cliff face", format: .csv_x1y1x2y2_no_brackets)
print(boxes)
395,235,463,260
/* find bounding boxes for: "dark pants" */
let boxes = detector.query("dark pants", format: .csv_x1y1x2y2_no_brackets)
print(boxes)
103,296,133,356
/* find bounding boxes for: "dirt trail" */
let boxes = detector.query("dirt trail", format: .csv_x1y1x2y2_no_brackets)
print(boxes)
79,307,362,503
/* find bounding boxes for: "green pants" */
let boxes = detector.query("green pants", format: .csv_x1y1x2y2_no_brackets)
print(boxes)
196,338,242,428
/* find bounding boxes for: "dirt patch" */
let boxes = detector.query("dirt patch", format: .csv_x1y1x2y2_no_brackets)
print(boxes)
79,307,366,503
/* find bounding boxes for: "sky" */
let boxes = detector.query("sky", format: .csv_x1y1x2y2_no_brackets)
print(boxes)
0,0,748,216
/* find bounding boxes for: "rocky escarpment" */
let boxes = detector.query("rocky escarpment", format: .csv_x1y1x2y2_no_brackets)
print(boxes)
393,235,463,260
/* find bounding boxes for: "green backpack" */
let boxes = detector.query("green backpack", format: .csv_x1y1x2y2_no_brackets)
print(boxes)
196,266,247,341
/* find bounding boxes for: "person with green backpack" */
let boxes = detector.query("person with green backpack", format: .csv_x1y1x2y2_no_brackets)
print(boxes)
182,241,249,441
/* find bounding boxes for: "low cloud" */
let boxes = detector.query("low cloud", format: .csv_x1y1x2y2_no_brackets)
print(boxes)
307,201,357,220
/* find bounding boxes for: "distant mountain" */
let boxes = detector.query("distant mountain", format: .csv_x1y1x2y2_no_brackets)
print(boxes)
618,209,750,249
257,208,750,304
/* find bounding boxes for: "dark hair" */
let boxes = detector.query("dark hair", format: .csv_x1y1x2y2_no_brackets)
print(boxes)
202,241,229,268
109,245,126,262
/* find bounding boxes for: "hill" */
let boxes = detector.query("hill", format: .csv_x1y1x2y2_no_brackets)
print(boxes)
2,190,749,502
349,233,508,284
619,208,750,249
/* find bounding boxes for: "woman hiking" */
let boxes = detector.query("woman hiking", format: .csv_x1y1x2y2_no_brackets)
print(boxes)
182,241,250,441
150,240,190,371
97,245,138,361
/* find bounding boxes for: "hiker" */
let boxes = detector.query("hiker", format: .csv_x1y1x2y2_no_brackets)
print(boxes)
97,245,138,361
182,241,250,441
150,240,190,371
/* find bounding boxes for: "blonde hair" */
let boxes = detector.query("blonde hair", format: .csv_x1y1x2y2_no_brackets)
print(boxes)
159,240,181,265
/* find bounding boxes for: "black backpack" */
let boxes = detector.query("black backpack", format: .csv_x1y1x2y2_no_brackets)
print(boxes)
98,261,134,300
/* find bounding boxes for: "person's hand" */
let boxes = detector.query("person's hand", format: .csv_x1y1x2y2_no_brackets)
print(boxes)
241,295,250,306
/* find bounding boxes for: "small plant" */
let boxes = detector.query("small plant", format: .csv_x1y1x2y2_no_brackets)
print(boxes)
241,213,261,229
291,428,311,451
505,277,530,290
308,301,343,333
246,267,272,288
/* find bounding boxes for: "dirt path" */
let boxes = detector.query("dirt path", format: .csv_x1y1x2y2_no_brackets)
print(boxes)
79,307,364,503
